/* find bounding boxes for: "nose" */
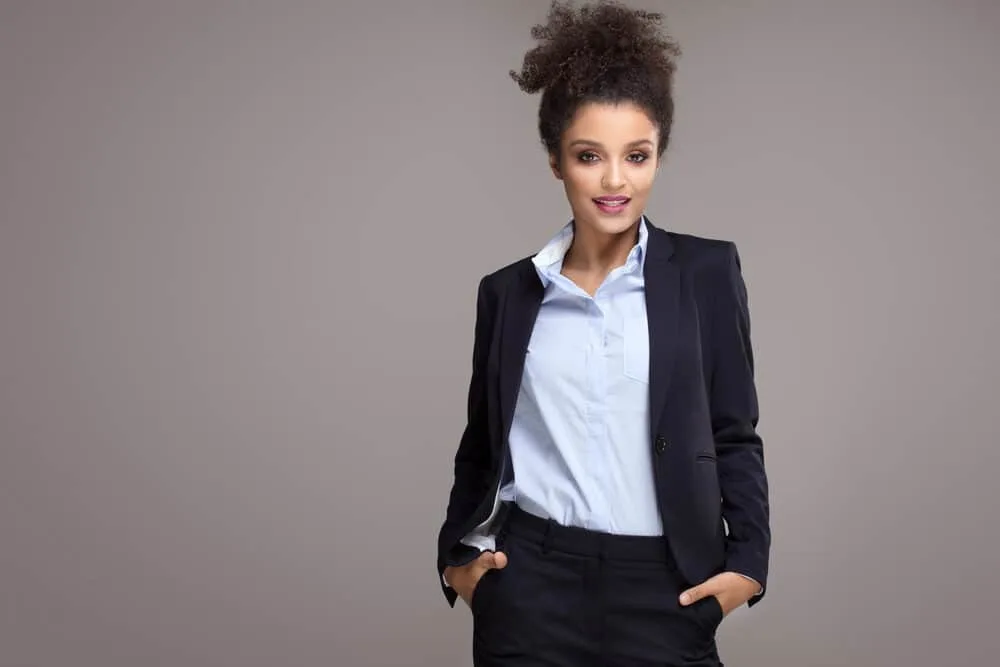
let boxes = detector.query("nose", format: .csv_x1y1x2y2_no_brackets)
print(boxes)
601,163,625,190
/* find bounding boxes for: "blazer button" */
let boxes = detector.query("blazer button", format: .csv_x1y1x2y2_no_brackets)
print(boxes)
655,436,668,454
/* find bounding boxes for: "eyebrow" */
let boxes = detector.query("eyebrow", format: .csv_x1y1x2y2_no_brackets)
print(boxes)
568,139,655,149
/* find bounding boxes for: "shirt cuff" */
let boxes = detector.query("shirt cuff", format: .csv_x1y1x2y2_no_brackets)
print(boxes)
736,573,764,596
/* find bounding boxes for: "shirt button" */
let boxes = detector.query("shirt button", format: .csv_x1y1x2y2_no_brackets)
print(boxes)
655,436,668,454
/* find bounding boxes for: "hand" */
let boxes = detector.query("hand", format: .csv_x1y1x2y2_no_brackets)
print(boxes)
678,571,759,617
443,550,508,608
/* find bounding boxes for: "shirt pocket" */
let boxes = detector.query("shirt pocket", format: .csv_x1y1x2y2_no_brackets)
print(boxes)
623,315,650,384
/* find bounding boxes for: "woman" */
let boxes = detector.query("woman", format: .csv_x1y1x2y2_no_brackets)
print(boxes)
436,2,770,665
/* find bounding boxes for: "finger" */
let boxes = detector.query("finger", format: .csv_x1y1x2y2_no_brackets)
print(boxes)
679,578,720,606
479,550,508,570
678,586,700,606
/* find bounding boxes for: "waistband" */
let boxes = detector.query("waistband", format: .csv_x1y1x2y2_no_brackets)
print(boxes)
503,504,675,566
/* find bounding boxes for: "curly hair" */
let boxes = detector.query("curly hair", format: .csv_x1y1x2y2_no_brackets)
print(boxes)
509,0,681,165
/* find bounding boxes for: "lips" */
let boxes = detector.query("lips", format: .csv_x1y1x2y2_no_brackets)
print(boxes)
593,196,631,214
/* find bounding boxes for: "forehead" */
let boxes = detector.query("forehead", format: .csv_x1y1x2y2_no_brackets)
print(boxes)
563,101,658,144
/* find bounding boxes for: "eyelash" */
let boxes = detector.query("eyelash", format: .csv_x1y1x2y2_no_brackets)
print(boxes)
577,152,649,164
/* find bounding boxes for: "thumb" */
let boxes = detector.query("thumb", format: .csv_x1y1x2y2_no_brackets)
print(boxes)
480,550,508,570
679,582,711,606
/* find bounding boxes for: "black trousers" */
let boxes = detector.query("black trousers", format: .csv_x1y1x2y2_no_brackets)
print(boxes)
471,505,725,667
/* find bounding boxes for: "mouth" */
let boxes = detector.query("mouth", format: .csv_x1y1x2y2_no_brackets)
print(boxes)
593,196,631,213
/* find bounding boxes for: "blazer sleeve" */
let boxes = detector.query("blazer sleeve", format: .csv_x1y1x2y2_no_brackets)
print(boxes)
436,274,497,605
708,242,771,605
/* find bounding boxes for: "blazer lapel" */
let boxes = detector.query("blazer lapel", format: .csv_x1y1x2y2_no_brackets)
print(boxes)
497,264,544,453
643,221,680,440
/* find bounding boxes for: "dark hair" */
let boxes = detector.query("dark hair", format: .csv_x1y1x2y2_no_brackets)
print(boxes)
509,0,681,165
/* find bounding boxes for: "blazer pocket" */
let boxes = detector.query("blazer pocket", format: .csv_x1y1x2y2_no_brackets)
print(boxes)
623,316,650,384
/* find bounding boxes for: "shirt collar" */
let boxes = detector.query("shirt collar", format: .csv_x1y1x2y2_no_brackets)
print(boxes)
532,215,649,288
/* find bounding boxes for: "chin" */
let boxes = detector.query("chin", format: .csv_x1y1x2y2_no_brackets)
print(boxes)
576,210,641,237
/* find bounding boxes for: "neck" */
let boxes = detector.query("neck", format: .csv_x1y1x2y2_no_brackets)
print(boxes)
563,217,642,274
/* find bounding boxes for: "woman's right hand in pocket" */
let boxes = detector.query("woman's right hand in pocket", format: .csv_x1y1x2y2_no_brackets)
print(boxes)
444,550,508,607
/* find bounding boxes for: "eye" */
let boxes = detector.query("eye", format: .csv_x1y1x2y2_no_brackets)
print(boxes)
575,151,649,164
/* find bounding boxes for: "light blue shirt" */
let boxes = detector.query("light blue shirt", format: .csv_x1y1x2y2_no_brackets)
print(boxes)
461,217,660,552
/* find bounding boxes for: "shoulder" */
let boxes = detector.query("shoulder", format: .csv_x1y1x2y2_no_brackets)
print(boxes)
647,223,743,278
662,228,739,267
476,255,537,297
645,223,750,311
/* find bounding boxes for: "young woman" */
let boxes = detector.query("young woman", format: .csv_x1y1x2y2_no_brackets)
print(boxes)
436,2,770,665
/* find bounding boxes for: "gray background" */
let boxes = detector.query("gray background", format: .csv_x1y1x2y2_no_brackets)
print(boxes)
2,1,998,665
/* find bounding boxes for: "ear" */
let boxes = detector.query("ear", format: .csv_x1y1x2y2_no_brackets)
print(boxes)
548,153,563,180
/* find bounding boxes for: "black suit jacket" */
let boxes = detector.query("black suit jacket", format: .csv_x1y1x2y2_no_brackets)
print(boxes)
436,219,770,608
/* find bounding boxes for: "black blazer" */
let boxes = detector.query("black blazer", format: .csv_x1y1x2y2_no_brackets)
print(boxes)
436,219,770,608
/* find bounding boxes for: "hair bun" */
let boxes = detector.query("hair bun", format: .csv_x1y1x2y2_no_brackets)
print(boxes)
510,1,681,96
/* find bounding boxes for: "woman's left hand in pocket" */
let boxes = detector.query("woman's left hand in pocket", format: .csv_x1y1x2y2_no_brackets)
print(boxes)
677,571,761,616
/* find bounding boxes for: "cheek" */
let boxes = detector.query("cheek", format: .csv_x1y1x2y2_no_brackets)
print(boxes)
563,167,602,195
631,167,657,193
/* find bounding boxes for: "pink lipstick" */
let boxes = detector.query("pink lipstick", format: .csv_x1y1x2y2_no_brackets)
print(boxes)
593,196,631,215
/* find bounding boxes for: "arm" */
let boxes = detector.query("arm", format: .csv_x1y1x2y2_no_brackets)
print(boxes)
709,242,770,606
436,275,497,606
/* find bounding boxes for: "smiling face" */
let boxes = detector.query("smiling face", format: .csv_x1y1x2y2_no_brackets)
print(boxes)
549,100,662,240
